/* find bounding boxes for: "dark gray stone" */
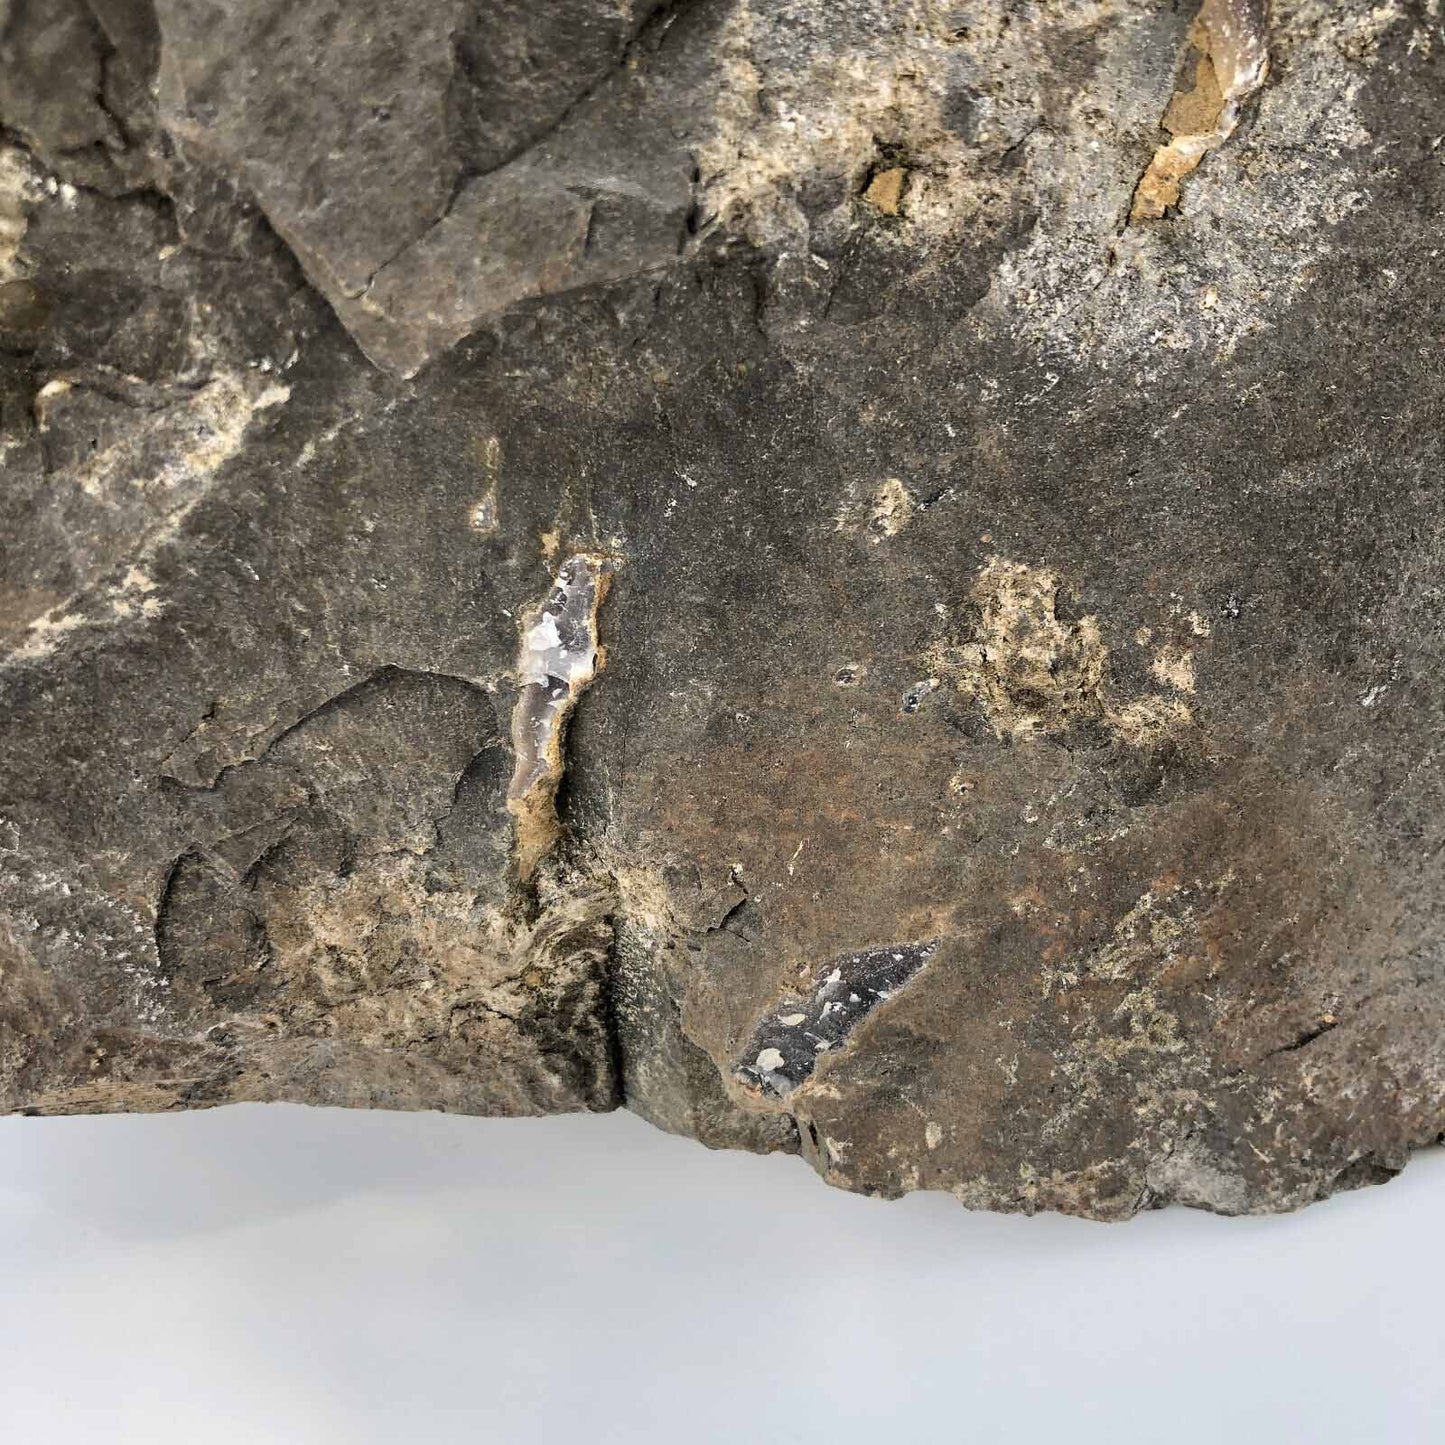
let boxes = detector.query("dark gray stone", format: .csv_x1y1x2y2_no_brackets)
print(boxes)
2,0,1444,1218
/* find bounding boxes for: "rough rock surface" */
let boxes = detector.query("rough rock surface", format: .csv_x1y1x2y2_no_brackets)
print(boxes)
3,0,1444,1219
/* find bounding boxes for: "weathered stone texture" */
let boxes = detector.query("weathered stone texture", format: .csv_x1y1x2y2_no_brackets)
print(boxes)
2,0,1445,1218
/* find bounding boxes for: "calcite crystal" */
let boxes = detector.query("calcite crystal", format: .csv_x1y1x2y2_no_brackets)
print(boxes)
2,0,1444,1219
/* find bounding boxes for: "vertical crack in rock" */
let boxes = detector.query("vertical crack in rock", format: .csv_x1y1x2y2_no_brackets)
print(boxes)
507,554,613,880
1130,0,1269,223
735,940,939,1100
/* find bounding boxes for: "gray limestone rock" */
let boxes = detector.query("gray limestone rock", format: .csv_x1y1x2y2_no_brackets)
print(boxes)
2,0,1444,1219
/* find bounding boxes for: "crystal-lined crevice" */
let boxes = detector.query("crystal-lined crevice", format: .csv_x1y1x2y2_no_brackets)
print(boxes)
507,554,613,880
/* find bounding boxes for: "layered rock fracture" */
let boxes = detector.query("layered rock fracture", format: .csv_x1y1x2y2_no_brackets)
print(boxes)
2,0,1444,1218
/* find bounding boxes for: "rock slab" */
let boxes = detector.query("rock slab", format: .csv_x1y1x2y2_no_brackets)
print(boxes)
2,0,1444,1217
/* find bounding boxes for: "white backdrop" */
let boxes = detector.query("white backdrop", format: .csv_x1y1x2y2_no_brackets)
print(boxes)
1,1104,1441,1443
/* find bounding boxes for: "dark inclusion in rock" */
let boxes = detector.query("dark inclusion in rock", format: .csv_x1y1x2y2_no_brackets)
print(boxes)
736,941,940,1099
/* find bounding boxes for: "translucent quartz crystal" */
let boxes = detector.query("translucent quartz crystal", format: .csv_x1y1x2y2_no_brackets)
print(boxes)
507,555,610,875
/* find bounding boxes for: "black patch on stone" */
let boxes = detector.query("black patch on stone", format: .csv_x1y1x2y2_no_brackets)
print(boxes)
735,940,939,1099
